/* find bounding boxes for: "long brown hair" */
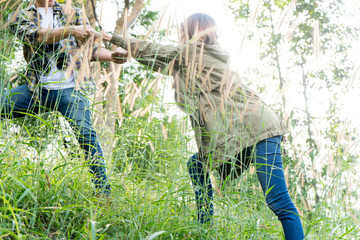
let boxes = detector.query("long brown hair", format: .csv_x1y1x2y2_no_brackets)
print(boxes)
181,13,218,45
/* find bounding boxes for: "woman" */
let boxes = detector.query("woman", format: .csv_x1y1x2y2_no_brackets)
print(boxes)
107,13,304,239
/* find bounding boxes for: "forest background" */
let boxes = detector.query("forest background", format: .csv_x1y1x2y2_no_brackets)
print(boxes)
0,0,359,239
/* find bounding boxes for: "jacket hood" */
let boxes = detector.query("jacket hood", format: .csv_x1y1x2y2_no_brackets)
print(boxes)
204,43,230,64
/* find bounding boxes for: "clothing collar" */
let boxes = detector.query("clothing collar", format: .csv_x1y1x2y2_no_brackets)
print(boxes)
204,43,230,64
27,1,62,12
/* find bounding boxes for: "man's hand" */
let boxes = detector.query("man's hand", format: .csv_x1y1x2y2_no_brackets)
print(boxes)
111,47,128,64
70,25,95,44
37,25,95,44
88,29,112,42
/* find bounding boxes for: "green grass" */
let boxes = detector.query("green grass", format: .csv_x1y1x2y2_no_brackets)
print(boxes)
0,113,359,240
1,2,359,239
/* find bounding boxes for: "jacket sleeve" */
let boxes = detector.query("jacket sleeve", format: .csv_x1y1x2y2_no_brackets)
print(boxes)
8,11,39,47
71,7,99,55
110,34,181,73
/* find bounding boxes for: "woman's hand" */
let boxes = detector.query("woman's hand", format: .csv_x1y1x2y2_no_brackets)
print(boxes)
111,47,128,64
70,25,94,44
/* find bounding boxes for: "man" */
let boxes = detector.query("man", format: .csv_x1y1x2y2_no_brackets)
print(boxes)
2,0,127,195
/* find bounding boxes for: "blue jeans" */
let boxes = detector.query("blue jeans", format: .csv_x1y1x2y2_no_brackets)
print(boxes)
187,136,304,239
1,85,110,194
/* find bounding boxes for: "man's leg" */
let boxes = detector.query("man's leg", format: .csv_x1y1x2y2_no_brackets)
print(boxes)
47,88,111,195
187,153,214,224
0,85,37,118
253,136,304,240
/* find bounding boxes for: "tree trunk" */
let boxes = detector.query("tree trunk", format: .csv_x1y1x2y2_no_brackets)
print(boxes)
85,0,96,27
300,54,320,205
267,1,286,110
84,0,145,157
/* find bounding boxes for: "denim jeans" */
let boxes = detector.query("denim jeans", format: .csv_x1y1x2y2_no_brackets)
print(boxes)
187,136,304,239
1,85,110,194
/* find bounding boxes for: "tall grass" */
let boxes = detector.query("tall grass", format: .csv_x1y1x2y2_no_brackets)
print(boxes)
0,0,359,239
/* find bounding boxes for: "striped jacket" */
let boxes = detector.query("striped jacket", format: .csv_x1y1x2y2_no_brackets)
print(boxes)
8,1,97,96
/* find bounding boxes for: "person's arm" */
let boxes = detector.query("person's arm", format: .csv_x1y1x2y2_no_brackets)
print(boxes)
93,46,128,64
8,11,41,47
87,31,127,63
9,11,92,45
37,25,92,44
108,33,181,73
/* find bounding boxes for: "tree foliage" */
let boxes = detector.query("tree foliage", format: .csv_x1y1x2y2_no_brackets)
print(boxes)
226,0,360,216
1,0,360,238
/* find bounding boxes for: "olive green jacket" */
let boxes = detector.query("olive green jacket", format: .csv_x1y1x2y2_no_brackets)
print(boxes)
110,35,288,169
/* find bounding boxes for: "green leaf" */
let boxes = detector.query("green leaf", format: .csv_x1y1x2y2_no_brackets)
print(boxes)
145,231,167,240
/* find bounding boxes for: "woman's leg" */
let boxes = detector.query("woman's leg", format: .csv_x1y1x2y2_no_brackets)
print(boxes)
187,153,214,223
253,136,304,240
